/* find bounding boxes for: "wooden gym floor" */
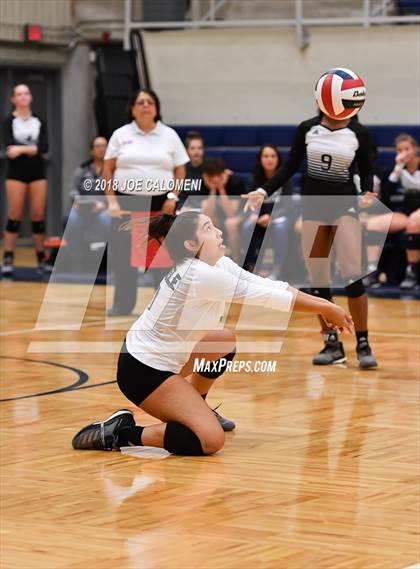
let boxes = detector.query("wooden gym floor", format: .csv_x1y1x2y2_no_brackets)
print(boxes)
1,250,419,569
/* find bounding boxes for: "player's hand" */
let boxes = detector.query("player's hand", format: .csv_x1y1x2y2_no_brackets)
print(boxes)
257,214,271,228
241,191,264,212
161,198,176,215
6,145,22,159
324,304,354,334
396,151,408,166
220,169,231,190
358,191,378,209
203,174,219,195
107,199,122,218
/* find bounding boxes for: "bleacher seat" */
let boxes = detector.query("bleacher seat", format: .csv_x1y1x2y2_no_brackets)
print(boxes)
174,124,420,149
398,0,420,14
173,124,420,188
206,148,259,172
369,125,420,146
376,149,397,169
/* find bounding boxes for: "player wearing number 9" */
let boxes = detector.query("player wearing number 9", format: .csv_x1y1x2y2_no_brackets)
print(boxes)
242,68,378,369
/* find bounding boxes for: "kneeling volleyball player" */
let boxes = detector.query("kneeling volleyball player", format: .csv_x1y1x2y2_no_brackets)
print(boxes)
72,211,353,456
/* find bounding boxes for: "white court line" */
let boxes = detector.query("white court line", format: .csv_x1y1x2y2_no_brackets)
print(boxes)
1,322,419,340
0,316,134,337
402,564,420,569
277,326,420,339
27,341,284,353
2,325,418,339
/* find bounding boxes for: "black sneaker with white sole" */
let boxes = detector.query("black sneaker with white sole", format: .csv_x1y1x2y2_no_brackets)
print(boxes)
313,335,346,366
400,266,417,290
1,256,14,276
38,259,53,274
72,409,135,451
356,340,378,369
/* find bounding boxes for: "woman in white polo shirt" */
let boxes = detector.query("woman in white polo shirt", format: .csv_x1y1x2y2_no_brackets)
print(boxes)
103,88,189,316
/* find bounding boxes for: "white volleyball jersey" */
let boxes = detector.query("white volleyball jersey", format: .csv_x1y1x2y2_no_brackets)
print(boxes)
126,256,294,373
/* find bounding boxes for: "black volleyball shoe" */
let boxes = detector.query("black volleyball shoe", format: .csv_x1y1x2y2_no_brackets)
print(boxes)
1,255,14,277
313,333,347,365
400,265,417,291
72,409,135,451
356,340,378,369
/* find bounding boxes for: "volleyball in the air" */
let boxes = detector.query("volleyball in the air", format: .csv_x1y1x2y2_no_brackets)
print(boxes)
315,67,366,120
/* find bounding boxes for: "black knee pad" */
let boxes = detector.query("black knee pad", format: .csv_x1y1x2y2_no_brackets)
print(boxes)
404,233,420,250
310,287,333,302
345,279,365,298
196,349,236,379
6,218,21,233
163,422,205,456
31,220,45,234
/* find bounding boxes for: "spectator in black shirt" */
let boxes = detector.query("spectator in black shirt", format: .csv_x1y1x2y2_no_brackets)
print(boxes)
201,157,245,262
177,131,205,210
242,145,294,277
185,130,205,179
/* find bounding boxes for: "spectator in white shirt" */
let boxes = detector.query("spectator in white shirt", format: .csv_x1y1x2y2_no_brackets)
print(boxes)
361,134,420,290
102,89,189,316
389,134,420,289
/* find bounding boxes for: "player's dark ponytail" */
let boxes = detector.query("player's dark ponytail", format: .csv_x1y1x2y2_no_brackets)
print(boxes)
148,213,176,245
122,211,202,263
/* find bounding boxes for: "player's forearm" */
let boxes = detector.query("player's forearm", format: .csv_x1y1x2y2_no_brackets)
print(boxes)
288,288,332,316
20,145,38,156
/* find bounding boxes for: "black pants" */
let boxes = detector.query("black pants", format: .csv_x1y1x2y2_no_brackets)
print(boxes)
109,192,167,313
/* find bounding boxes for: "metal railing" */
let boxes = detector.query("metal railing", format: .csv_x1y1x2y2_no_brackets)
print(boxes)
123,0,420,50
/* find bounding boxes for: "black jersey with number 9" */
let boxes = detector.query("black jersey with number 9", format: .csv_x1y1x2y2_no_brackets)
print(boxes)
261,115,373,197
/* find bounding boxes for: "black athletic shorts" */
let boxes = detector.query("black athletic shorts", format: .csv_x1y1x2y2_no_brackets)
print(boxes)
302,197,359,222
117,340,236,406
402,194,420,216
117,341,175,406
6,155,46,183
115,190,167,212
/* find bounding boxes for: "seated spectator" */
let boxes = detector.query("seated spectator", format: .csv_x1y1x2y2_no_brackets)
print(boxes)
177,130,205,210
201,157,245,262
241,145,294,278
64,136,111,257
185,130,205,179
390,134,420,288
362,134,420,289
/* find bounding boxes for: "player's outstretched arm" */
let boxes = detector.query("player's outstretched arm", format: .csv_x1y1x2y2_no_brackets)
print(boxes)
288,287,354,333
